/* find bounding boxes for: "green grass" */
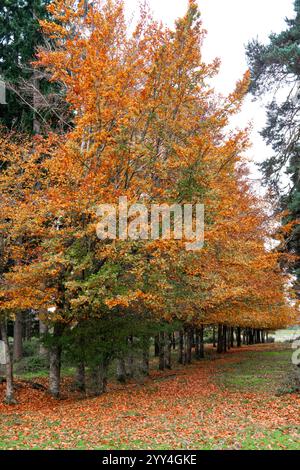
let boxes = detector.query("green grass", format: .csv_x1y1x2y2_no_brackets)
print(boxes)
190,426,300,450
1,426,298,450
15,367,75,381
215,348,293,393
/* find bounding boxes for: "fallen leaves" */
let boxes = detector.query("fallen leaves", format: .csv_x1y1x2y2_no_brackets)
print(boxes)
0,344,299,450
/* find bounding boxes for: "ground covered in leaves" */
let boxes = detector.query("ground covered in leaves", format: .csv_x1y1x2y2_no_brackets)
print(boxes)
0,344,299,450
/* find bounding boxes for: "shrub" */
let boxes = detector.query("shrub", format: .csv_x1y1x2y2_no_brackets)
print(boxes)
15,355,48,374
22,337,40,357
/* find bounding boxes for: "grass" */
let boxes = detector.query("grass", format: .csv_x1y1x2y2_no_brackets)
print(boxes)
215,348,293,393
1,427,299,450
16,367,75,381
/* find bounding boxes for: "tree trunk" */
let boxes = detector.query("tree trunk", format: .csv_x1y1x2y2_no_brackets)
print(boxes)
126,336,134,378
223,325,227,352
99,359,108,394
90,359,108,396
13,311,23,361
186,329,192,364
141,347,150,376
199,325,205,359
178,330,184,364
159,332,165,371
165,333,172,369
172,332,176,350
49,324,63,398
217,324,223,353
39,319,49,359
212,326,216,348
154,335,160,357
116,358,127,383
227,327,231,350
249,328,254,345
74,362,85,392
0,319,16,404
90,366,100,396
195,329,200,359
49,348,61,398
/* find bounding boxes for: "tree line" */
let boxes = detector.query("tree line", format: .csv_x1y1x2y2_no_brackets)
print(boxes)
0,0,297,404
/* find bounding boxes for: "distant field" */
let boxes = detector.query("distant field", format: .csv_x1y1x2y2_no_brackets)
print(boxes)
274,329,300,343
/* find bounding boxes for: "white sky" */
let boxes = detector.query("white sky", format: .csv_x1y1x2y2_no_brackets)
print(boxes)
125,0,295,186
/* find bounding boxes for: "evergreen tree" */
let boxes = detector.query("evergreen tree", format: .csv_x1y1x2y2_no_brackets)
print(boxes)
246,1,300,293
0,1,52,132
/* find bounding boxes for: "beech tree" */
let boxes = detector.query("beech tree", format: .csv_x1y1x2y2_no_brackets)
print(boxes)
0,0,297,401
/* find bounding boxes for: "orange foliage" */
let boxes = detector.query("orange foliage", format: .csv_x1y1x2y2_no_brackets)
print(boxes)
0,0,298,331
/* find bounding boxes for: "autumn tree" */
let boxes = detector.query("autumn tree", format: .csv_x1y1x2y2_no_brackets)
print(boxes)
0,0,297,401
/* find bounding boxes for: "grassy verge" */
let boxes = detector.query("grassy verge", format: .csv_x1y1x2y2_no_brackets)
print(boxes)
215,347,297,393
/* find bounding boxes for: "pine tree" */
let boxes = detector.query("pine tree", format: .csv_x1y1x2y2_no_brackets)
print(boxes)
0,1,51,131
246,1,300,294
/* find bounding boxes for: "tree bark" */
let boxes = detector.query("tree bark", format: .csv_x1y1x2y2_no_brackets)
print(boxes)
116,358,127,383
126,336,134,378
165,333,172,369
154,335,159,357
178,330,184,364
199,325,205,359
49,324,63,398
141,346,150,376
172,332,176,350
13,311,23,361
223,325,227,352
90,359,108,396
99,358,108,394
195,329,200,359
186,328,193,364
90,366,100,395
0,319,16,404
212,326,216,348
246,328,250,345
249,328,254,345
227,327,231,350
159,332,165,371
217,324,223,353
39,319,49,359
74,362,85,392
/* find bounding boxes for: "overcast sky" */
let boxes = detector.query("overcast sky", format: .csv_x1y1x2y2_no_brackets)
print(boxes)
125,0,295,185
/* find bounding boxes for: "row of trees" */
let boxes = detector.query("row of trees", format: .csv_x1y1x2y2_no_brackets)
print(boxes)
0,0,297,404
